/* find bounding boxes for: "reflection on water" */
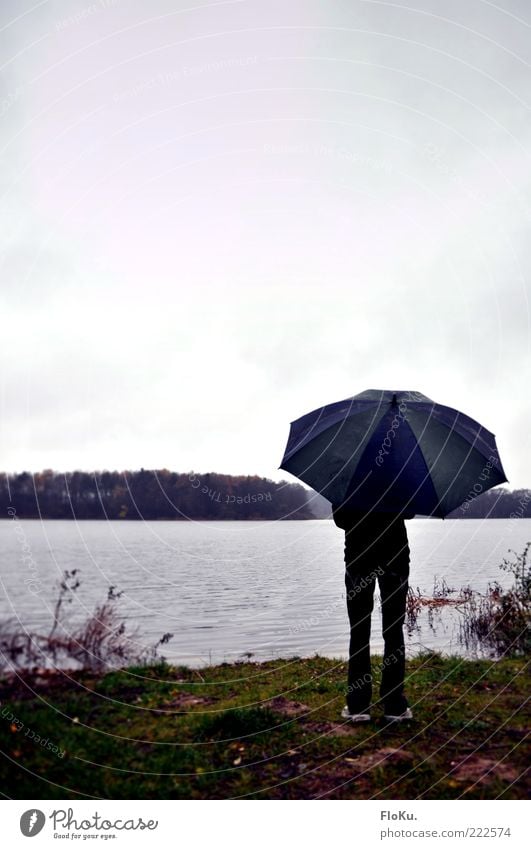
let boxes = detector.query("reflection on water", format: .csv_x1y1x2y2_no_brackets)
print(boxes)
0,518,529,666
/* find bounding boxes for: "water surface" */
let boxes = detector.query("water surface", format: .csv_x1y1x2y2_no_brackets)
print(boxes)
1,518,529,665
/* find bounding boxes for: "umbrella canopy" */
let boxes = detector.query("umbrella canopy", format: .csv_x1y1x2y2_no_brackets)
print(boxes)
279,389,507,517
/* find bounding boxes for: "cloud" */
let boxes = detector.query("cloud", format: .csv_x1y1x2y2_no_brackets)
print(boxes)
0,0,529,484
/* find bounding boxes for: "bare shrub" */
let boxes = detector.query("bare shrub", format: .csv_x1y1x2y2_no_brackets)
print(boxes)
406,575,469,635
406,545,530,658
459,543,530,657
0,571,173,672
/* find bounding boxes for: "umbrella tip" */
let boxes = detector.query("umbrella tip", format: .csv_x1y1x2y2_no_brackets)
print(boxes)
391,393,397,406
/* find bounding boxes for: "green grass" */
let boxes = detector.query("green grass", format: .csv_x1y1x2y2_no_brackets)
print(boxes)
0,653,528,799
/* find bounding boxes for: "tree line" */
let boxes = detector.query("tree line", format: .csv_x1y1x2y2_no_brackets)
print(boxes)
0,471,529,520
0,469,315,520
446,487,531,519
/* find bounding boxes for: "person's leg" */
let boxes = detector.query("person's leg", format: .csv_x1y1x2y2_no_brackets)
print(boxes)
377,545,410,714
344,553,377,714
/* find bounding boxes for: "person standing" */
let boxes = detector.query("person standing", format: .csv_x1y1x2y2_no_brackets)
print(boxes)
332,501,414,723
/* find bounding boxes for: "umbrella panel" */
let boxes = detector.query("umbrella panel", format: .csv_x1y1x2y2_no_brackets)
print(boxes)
280,404,385,502
340,407,442,515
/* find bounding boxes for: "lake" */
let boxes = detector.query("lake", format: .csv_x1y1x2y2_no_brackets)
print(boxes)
1,518,529,666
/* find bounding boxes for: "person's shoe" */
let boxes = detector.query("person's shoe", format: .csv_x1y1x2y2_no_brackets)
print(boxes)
341,705,371,723
383,706,413,722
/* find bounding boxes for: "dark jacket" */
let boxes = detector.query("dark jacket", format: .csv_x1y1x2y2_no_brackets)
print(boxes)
332,503,414,560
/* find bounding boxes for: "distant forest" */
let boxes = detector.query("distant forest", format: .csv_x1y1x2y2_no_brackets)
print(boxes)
0,470,314,520
0,471,529,520
446,487,531,519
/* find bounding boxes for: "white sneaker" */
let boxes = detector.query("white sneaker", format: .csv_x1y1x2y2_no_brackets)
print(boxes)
383,707,413,722
341,705,371,723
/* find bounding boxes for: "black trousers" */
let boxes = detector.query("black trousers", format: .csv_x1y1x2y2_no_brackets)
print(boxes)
344,536,410,714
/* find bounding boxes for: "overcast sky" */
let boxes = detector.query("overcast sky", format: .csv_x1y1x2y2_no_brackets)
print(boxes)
1,0,530,486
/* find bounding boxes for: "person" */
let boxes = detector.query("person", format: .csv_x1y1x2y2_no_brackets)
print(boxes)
332,500,414,723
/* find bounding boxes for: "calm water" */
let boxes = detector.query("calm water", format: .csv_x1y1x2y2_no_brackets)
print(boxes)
1,519,529,666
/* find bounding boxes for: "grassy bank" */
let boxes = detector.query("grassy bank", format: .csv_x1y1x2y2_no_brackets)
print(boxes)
0,653,528,800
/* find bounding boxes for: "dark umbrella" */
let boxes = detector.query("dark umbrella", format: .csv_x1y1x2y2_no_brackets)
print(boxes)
279,389,507,517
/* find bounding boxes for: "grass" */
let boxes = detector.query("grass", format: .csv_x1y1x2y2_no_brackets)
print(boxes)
0,652,529,800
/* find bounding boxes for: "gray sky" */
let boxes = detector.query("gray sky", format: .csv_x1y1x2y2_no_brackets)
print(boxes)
1,0,530,485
